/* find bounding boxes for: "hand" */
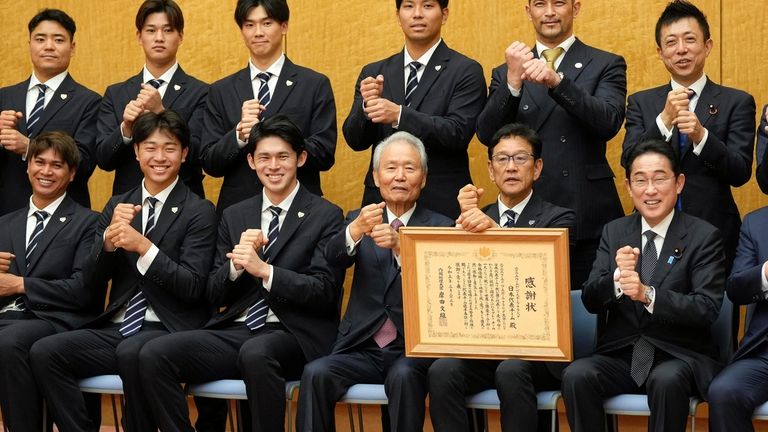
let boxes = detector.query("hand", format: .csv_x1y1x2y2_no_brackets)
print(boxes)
0,128,30,155
0,273,23,296
360,75,384,106
121,99,146,138
105,219,151,255
226,229,269,278
136,83,165,114
614,246,646,301
660,88,692,130
0,110,22,130
104,204,141,251
615,246,639,273
349,202,385,241
370,222,400,254
0,252,15,273
456,208,497,233
673,110,705,144
457,184,483,213
763,105,768,134
521,57,560,88
363,98,400,124
238,100,265,142
504,41,534,90
239,228,268,251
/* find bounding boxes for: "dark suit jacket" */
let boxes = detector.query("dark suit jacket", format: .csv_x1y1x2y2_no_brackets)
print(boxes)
327,205,454,354
0,74,100,214
583,211,725,394
83,181,217,332
623,80,755,266
0,196,101,331
476,39,626,241
200,58,337,213
96,67,208,197
342,41,487,219
205,186,344,362
756,104,768,194
726,207,768,360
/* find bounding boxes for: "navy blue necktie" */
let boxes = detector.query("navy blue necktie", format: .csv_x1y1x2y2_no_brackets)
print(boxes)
147,79,164,89
26,84,48,135
26,210,50,266
675,90,695,211
631,230,658,386
503,209,517,228
405,62,422,107
244,206,282,331
257,72,272,108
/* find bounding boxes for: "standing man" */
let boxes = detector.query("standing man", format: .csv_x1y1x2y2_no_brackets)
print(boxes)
755,105,768,194
476,0,627,290
561,139,725,432
428,122,574,432
138,116,344,432
201,0,336,214
97,0,208,197
0,9,101,215
622,0,755,270
343,0,486,220
0,132,100,432
30,111,217,432
297,132,455,432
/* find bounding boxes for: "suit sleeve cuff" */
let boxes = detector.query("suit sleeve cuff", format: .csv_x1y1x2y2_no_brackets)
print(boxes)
761,261,768,298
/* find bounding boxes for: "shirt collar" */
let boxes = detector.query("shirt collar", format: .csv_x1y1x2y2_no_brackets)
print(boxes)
29,70,68,93
641,209,675,240
497,190,533,220
27,192,66,218
404,38,442,68
387,204,417,227
535,35,577,57
249,54,286,81
670,74,708,96
262,180,301,213
142,62,179,85
141,176,179,205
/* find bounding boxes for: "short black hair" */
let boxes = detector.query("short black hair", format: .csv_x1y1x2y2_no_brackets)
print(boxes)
28,131,80,170
624,139,681,179
132,111,190,149
487,123,542,160
135,0,184,33
248,115,305,155
235,0,289,27
28,9,76,41
655,0,710,47
396,0,448,8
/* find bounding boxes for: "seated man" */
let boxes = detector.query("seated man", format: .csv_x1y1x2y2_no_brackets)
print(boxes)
561,139,726,432
30,110,217,432
139,115,344,432
297,131,455,432
707,203,768,431
0,131,100,432
428,122,574,432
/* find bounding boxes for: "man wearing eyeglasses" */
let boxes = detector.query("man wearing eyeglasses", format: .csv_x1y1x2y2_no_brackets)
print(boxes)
562,138,725,432
428,122,574,431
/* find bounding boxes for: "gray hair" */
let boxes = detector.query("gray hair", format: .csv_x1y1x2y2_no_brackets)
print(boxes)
372,131,428,173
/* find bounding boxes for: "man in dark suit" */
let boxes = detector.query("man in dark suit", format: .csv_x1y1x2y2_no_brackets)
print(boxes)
755,105,768,194
428,123,574,432
476,0,626,291
0,9,100,215
622,0,755,270
201,0,336,214
561,139,726,432
342,0,486,220
297,131,455,432
137,116,343,432
30,111,217,432
97,0,208,197
0,132,100,432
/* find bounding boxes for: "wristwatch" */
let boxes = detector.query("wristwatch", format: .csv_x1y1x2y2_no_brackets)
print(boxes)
644,285,656,306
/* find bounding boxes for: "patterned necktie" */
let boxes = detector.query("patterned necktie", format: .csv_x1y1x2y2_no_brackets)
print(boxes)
630,230,658,386
26,84,48,136
26,210,50,266
404,61,422,107
147,79,164,89
371,218,404,348
119,197,158,337
244,206,282,331
503,209,517,228
541,47,565,71
257,72,272,108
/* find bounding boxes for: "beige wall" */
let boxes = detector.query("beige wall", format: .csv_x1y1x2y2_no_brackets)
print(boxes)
2,0,766,215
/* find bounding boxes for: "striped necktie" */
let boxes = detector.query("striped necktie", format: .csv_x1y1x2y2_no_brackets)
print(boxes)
404,62,422,107
503,209,517,228
26,210,50,266
147,79,164,89
26,84,48,136
257,72,272,108
244,206,282,331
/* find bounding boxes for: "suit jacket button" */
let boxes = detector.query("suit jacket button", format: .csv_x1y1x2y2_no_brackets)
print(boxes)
522,104,529,111
562,170,569,177
560,136,567,142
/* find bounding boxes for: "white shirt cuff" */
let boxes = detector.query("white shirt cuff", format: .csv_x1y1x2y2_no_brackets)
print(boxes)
613,268,623,298
345,225,362,256
655,114,673,140
136,244,159,275
692,129,709,155
393,106,402,129
229,260,245,281
120,123,132,143
507,82,522,98
235,125,247,149
262,265,274,291
761,261,768,297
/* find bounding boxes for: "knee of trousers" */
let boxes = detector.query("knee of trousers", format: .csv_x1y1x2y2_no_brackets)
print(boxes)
495,359,532,384
301,357,334,386
28,336,63,374
561,359,598,392
237,347,278,381
427,358,467,393
708,374,753,408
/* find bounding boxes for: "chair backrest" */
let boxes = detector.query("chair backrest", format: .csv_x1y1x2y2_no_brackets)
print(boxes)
711,294,734,364
571,289,597,360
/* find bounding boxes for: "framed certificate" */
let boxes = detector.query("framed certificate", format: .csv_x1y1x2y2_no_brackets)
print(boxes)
400,227,572,361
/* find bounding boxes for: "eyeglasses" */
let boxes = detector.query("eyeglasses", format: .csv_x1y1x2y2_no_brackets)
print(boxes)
491,153,535,167
630,176,674,189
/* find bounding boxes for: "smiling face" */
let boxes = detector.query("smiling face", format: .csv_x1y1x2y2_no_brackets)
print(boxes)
626,152,685,227
27,147,75,209
240,5,287,67
526,0,580,47
134,129,187,195
137,12,182,68
373,140,426,211
247,135,306,204
397,0,447,48
488,136,542,209
657,17,712,87
29,20,75,81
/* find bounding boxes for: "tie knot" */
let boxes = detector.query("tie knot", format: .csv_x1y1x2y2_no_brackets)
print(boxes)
390,218,404,232
408,62,422,73
146,197,158,208
33,210,49,222
503,209,517,226
36,84,48,93
147,79,164,89
541,47,565,67
644,230,657,242
257,72,271,84
268,206,282,217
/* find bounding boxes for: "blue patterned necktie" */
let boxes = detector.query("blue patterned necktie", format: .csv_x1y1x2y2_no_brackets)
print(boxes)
244,206,282,331
26,84,48,136
26,210,50,266
630,230,658,386
676,90,695,211
404,62,422,107
147,79,164,89
257,72,272,108
503,209,517,228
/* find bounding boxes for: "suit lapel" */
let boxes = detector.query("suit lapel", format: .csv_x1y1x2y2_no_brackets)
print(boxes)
163,67,188,109
122,72,144,103
10,81,30,134
384,51,406,106
33,74,76,138
515,194,543,228
234,67,256,103
375,212,401,295
10,209,28,275
407,42,449,110
266,58,298,115
267,187,309,261
128,188,144,234
26,197,75,272
523,47,558,132
694,81,720,130
484,203,501,225
650,212,687,288
556,39,592,84
150,183,187,244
